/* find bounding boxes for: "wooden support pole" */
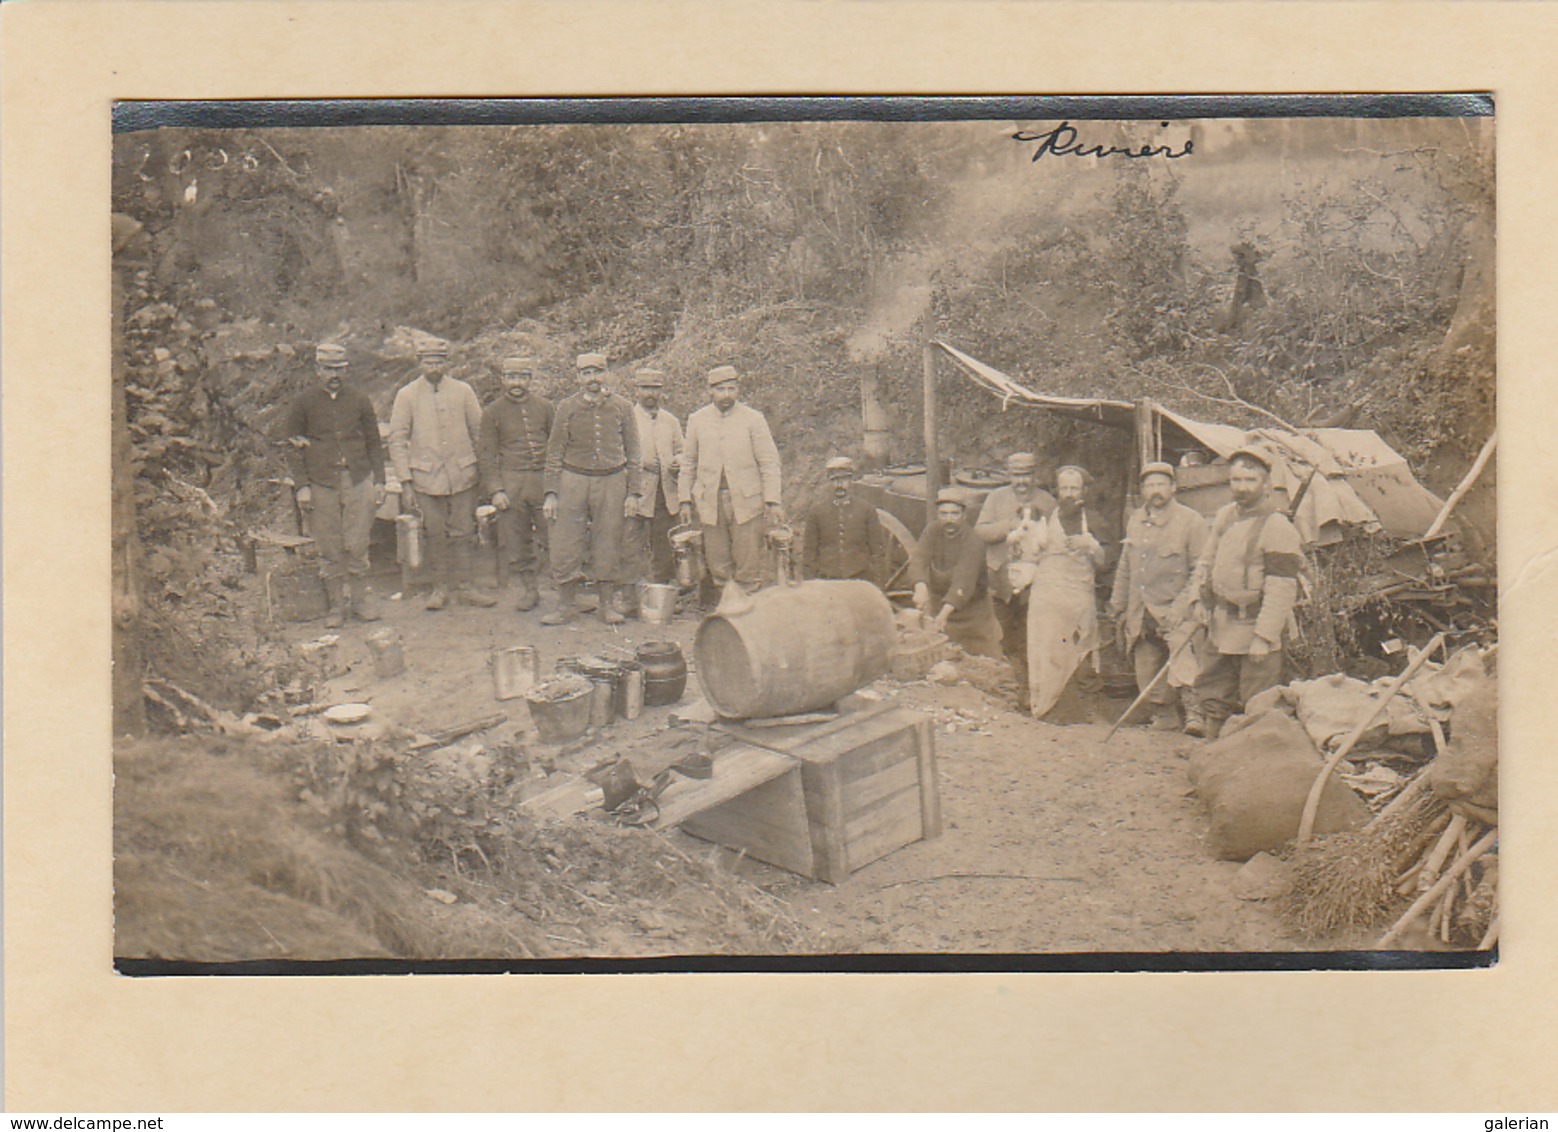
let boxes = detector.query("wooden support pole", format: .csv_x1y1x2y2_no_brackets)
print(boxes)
1422,430,1496,541
1296,631,1446,845
923,342,941,530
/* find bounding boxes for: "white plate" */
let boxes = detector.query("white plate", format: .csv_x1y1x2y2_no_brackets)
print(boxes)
323,702,372,725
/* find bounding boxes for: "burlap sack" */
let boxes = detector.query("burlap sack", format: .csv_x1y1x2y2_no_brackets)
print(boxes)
1188,708,1371,861
1429,672,1497,813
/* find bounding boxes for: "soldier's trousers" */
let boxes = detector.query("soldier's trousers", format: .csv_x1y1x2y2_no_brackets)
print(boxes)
702,487,765,591
1193,647,1283,722
418,487,477,588
495,470,548,580
551,469,629,584
309,470,376,579
625,489,677,585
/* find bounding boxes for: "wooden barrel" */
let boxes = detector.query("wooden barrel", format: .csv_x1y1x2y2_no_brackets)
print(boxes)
693,580,897,719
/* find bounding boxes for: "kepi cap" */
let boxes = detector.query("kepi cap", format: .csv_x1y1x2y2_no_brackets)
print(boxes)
315,342,349,368
707,365,739,387
824,456,856,476
1139,460,1177,482
416,336,450,359
576,352,608,371
935,487,968,508
501,355,537,375
1005,451,1038,474
1229,445,1274,472
634,368,666,388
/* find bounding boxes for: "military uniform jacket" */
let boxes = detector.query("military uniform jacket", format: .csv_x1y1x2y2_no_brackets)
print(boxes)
631,404,684,517
1192,500,1303,655
478,393,555,496
974,484,1058,600
801,491,888,582
543,391,643,498
678,401,782,526
1110,499,1209,644
283,385,386,489
387,376,483,497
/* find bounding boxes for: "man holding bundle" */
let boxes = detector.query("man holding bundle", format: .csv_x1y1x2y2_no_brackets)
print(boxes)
975,451,1057,709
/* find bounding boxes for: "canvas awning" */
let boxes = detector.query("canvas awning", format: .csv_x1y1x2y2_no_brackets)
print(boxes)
932,340,1445,544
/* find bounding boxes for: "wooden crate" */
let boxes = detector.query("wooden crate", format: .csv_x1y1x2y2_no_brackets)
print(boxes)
680,703,940,883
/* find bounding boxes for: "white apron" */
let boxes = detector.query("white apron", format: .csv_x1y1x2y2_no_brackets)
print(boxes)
1020,510,1101,718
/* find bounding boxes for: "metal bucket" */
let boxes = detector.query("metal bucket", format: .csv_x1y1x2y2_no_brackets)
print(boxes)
365,628,406,679
491,645,540,701
639,582,679,625
670,523,705,589
525,675,593,744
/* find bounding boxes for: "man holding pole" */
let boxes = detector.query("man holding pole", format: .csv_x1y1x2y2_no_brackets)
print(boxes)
1185,446,1304,739
1108,461,1208,731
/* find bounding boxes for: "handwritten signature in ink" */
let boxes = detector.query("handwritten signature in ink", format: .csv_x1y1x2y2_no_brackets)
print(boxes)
1012,121,1193,162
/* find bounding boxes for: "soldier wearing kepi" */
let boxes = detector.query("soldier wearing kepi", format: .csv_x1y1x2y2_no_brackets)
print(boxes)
540,352,643,626
283,342,387,628
974,451,1057,709
800,456,888,585
908,487,1003,658
478,355,555,612
1185,446,1304,739
678,365,784,596
625,368,684,594
1108,461,1209,731
388,336,498,611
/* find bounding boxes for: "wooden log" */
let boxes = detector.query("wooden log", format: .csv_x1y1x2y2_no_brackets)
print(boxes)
923,342,941,530
913,717,942,840
1421,430,1496,541
1417,813,1468,893
1377,827,1497,947
1297,632,1446,845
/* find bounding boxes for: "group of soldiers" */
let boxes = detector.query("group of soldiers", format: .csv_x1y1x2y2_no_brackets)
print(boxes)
285,335,1303,738
283,337,792,629
904,447,1303,739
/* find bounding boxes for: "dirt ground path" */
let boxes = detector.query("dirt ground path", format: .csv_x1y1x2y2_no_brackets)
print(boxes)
285,569,1307,956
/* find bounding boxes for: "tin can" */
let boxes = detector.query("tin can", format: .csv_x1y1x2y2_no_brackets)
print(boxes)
614,661,644,720
365,628,406,679
396,512,423,569
491,645,540,701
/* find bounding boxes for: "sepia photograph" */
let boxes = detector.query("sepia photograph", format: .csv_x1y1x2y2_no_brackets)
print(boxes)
108,101,1498,969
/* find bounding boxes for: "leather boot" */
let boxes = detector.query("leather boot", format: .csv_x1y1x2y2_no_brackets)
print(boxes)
348,577,381,622
323,577,346,629
425,585,449,612
598,582,625,625
454,585,498,608
1150,703,1181,731
540,580,578,626
515,574,540,612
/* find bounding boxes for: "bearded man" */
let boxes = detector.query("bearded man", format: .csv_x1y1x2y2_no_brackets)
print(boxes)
1016,465,1115,719
1108,461,1209,730
1186,447,1304,738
